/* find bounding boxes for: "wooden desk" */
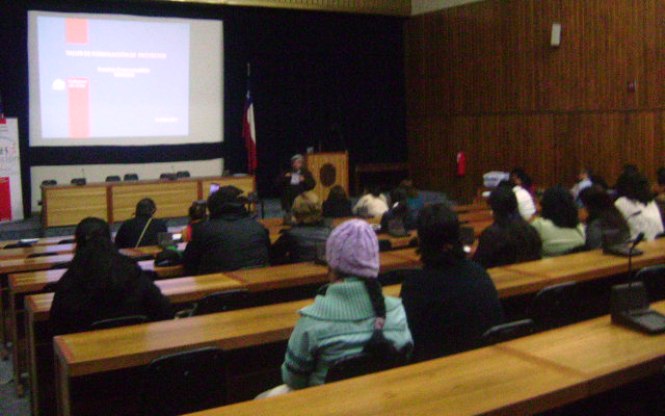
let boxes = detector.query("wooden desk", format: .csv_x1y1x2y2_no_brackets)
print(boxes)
452,202,488,213
24,250,417,415
500,301,665,396
1,236,72,249
188,301,665,416
187,347,587,416
0,244,75,260
458,209,493,223
0,226,183,250
503,239,665,284
227,252,415,293
49,283,403,415
44,263,556,415
41,176,255,227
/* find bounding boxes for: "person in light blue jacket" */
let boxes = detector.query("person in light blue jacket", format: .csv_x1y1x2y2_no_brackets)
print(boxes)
260,220,413,398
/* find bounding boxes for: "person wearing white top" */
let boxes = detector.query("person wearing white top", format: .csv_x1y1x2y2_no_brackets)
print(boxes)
614,172,664,241
615,197,663,240
513,186,536,221
353,190,389,218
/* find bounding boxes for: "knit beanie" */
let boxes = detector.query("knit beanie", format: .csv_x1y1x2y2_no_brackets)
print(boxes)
326,219,379,278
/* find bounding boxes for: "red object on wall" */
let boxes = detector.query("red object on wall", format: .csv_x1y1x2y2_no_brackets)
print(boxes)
456,151,467,177
0,177,12,221
67,78,90,138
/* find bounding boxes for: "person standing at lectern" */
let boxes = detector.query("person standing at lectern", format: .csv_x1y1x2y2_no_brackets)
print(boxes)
278,154,316,213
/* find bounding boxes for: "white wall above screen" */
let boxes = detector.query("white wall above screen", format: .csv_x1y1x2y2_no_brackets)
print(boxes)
28,11,223,147
30,158,223,212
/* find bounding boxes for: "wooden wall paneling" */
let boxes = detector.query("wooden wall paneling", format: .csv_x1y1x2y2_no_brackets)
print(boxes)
405,0,665,201
499,0,537,113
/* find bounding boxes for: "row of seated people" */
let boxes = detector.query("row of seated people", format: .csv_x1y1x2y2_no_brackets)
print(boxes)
49,204,503,394
43,165,665,409
113,185,415,274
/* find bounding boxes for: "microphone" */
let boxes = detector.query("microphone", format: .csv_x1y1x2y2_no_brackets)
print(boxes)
628,232,645,282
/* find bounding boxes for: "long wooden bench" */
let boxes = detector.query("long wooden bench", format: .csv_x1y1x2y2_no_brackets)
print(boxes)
185,300,665,416
24,250,418,416
47,239,665,415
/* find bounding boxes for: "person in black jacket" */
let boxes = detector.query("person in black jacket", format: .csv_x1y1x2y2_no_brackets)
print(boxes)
380,188,417,234
277,154,316,212
579,185,631,249
322,185,353,218
183,186,270,274
50,217,172,335
400,204,504,362
473,185,542,268
271,191,331,264
115,198,168,248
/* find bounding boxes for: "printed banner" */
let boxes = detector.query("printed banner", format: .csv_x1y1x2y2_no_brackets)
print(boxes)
0,119,24,221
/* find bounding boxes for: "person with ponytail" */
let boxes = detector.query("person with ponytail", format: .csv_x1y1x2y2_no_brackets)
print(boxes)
50,217,172,335
263,220,412,397
400,204,504,362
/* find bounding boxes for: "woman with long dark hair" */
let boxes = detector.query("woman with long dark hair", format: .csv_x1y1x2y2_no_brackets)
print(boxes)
51,217,172,335
580,185,631,249
473,185,541,268
400,204,504,362
531,186,586,256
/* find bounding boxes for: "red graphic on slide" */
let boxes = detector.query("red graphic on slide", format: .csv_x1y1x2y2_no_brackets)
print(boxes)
0,177,11,221
65,18,88,44
67,78,90,138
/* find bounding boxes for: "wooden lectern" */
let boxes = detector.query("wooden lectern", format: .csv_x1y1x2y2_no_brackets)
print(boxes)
305,152,349,201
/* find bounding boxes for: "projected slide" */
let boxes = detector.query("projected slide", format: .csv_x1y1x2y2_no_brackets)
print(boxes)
37,16,190,139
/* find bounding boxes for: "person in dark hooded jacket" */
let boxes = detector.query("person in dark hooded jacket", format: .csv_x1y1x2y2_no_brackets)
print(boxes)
183,186,270,274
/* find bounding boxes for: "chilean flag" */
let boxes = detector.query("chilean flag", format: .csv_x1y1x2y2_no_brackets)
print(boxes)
243,79,257,174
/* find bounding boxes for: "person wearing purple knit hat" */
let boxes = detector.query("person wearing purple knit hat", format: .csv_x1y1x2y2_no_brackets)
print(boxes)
258,220,413,399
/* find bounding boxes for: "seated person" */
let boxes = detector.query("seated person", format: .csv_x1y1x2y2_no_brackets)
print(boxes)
353,187,389,218
269,220,412,396
655,167,665,229
380,188,416,233
51,217,172,335
509,169,536,221
181,201,207,242
183,186,270,274
322,185,353,218
531,186,586,256
580,185,631,250
473,185,541,268
398,179,425,214
271,192,331,264
115,198,168,248
614,171,664,240
400,204,504,362
571,167,594,203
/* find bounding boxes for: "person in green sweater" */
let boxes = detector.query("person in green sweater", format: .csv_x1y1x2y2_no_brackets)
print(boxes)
260,219,413,398
531,186,586,256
